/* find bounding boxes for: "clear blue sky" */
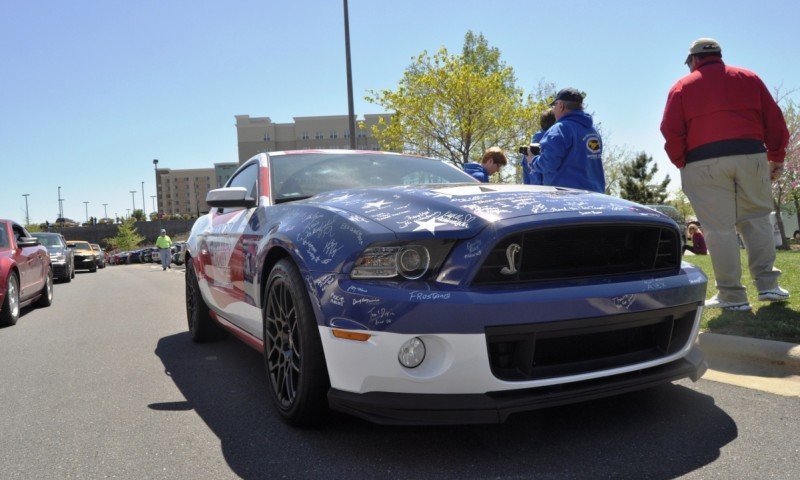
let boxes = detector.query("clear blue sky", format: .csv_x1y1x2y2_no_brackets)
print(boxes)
2,0,797,224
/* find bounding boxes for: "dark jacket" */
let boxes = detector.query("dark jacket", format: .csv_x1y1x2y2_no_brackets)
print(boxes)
522,131,545,185
660,57,789,168
536,111,605,193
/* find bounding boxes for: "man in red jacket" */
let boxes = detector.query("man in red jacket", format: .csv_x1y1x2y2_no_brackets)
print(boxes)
661,38,790,311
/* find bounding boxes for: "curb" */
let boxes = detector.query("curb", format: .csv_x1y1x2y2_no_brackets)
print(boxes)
697,332,800,375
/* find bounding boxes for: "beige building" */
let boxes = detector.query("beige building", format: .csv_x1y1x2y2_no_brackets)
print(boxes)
235,113,390,164
155,167,215,217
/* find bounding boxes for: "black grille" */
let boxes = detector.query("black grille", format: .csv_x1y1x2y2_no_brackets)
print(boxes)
485,303,698,381
473,224,680,285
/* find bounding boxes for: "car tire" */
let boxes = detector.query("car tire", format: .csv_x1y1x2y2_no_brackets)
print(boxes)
70,262,75,279
35,268,53,308
0,273,20,326
263,259,329,426
89,265,97,273
185,258,226,342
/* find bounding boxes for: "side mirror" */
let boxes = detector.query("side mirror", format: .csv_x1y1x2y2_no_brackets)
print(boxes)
17,236,40,248
67,243,76,248
206,187,257,208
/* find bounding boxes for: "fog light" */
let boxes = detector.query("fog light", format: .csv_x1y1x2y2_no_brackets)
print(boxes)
398,337,426,368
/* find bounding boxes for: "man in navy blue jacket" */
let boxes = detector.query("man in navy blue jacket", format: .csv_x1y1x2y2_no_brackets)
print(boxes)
463,147,507,183
534,88,605,193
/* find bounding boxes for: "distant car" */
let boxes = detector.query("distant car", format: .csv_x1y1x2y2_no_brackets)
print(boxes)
54,217,80,228
90,244,106,269
171,242,188,265
643,205,685,227
185,151,708,426
32,232,75,282
1,219,53,326
68,240,97,272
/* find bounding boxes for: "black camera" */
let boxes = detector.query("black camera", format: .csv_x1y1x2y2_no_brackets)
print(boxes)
518,143,541,156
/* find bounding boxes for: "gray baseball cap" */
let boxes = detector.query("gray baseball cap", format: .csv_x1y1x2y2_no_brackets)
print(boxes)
685,38,721,64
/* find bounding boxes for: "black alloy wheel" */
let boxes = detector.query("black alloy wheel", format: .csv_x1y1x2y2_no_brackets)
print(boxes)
185,258,225,342
263,259,329,426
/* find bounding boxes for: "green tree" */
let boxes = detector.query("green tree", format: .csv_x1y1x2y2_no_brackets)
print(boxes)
771,91,799,249
366,31,548,177
25,223,42,233
619,152,671,204
132,209,146,221
667,190,696,221
105,218,144,251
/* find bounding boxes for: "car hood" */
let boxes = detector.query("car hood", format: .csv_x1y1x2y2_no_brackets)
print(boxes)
44,246,67,253
307,184,668,237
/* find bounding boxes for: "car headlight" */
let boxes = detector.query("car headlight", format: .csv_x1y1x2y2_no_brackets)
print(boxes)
50,253,66,262
351,240,452,280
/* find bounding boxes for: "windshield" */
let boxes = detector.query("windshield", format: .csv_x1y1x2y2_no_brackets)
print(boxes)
0,222,7,248
270,153,476,202
73,242,91,250
32,233,64,248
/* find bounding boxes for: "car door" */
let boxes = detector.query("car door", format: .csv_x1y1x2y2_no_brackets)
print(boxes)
205,161,263,336
11,223,44,300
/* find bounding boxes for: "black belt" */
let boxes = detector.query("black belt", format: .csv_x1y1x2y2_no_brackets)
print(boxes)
685,139,766,164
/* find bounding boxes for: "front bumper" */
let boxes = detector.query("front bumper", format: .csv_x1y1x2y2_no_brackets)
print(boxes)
328,346,706,425
51,262,69,278
74,256,95,269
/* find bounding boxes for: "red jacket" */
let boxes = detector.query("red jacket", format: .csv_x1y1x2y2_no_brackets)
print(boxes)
660,57,789,168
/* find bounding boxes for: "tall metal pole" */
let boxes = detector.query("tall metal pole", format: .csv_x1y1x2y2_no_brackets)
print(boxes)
141,181,146,218
130,190,136,215
102,203,108,219
150,196,156,213
83,201,89,223
22,194,30,225
153,159,160,226
343,0,356,149
57,186,63,219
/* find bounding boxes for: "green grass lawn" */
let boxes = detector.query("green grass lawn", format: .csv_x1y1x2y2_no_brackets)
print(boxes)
683,249,800,343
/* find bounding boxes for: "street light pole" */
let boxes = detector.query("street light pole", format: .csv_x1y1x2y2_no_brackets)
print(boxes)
83,201,89,223
141,181,146,219
343,0,357,150
57,186,63,220
129,190,136,217
153,159,161,229
102,203,108,220
22,194,30,225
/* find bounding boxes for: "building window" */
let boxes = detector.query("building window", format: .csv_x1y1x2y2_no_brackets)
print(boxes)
315,131,324,140
357,132,367,138
344,130,350,139
330,130,337,139
301,131,309,140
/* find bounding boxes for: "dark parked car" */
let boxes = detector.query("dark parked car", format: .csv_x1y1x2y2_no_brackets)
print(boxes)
185,151,708,426
32,232,75,282
1,220,53,326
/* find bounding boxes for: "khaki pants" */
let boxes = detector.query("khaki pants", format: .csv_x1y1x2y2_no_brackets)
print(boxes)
681,153,780,303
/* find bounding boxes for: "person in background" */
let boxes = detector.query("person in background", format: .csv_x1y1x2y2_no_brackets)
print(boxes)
155,229,173,271
522,108,556,185
683,224,708,255
660,38,790,311
534,88,605,192
463,147,508,183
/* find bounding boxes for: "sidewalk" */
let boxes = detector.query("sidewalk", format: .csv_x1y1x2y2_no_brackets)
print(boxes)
696,332,800,396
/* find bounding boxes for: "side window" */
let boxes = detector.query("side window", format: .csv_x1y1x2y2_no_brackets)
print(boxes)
0,223,8,248
11,223,28,243
222,163,258,214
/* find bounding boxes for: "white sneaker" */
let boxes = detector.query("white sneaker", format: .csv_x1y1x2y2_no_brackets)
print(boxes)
758,287,790,302
704,295,751,311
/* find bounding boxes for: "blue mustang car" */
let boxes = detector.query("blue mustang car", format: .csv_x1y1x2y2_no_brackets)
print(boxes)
185,150,707,425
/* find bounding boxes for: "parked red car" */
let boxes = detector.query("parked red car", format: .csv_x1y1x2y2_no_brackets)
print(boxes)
0,220,53,326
